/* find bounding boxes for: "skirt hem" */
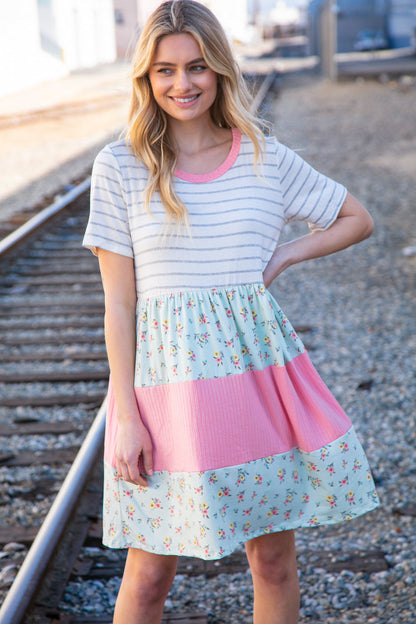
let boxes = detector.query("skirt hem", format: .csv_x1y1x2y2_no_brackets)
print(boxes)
102,498,380,561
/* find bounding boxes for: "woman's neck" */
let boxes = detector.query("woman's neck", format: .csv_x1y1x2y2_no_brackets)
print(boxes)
168,117,228,157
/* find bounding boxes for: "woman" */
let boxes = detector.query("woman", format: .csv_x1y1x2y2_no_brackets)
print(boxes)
83,1,379,622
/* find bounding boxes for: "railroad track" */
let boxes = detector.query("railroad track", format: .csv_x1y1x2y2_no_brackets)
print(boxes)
0,185,111,621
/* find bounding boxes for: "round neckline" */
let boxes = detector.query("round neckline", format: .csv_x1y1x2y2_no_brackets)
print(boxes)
175,128,241,183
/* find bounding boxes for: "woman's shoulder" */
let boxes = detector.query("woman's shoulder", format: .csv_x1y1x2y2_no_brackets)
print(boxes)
239,132,279,155
94,139,135,164
261,135,298,166
93,139,147,179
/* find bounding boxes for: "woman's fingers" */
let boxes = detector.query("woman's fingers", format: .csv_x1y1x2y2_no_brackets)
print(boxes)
116,453,151,487
115,458,130,483
142,443,154,478
118,462,148,487
127,457,149,487
115,423,154,486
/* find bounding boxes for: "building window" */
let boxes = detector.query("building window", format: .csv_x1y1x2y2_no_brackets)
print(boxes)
115,10,124,25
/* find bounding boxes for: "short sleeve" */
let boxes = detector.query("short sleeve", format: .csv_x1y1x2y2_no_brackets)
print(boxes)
276,142,347,232
82,145,133,257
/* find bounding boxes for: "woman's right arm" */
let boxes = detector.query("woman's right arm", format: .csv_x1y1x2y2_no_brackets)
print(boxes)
98,248,153,487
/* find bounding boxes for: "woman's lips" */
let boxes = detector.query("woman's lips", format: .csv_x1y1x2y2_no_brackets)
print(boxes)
169,94,201,105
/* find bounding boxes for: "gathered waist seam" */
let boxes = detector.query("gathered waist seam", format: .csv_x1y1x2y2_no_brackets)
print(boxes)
136,282,267,306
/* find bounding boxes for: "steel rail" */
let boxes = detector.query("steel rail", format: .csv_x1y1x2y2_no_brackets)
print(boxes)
0,176,91,257
250,70,278,114
0,397,107,624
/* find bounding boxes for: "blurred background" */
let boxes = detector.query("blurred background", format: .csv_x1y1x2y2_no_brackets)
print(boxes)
1,0,416,98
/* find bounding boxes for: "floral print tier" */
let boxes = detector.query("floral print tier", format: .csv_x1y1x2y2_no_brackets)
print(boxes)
103,283,379,559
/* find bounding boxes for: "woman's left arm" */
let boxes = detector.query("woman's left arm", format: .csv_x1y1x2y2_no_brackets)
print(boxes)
263,192,374,288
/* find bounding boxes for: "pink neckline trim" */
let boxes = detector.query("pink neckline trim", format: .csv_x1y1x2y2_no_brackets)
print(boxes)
175,128,241,183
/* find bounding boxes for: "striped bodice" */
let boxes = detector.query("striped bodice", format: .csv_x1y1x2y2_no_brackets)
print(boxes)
83,130,346,298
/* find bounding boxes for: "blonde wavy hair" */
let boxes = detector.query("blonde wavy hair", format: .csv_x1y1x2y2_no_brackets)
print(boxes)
125,0,265,223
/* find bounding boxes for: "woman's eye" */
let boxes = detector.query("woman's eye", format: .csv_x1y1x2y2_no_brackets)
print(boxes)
190,65,206,72
157,68,172,75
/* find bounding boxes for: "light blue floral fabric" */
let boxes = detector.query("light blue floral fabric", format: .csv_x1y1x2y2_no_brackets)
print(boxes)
135,284,304,387
103,427,379,559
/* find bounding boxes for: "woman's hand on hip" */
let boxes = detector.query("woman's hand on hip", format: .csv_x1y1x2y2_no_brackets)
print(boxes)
263,193,373,288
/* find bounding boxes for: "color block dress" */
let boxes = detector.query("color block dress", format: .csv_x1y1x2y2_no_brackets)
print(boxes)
83,129,379,560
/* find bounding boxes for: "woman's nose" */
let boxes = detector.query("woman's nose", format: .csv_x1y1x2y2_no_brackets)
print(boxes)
174,69,191,91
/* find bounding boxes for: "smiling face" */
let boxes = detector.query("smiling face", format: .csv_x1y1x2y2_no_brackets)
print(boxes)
148,33,218,125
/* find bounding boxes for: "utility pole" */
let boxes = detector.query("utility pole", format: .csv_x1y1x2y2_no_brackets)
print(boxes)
320,0,337,81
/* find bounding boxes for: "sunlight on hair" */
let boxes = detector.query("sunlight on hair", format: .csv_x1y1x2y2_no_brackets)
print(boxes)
123,0,265,229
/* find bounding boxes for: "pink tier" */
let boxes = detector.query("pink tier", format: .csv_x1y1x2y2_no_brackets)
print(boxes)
105,352,352,473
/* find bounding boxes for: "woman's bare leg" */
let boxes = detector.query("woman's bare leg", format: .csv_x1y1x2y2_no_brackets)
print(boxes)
245,531,300,624
113,548,178,624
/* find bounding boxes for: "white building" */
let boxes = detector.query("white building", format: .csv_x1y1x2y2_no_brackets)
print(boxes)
0,0,116,97
137,0,163,28
114,0,141,59
200,0,252,43
134,0,253,44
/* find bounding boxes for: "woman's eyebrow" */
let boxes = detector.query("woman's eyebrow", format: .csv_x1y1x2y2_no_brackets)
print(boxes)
152,57,205,67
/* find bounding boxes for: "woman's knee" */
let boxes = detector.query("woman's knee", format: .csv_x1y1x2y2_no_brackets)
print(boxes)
245,531,297,585
122,549,178,604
